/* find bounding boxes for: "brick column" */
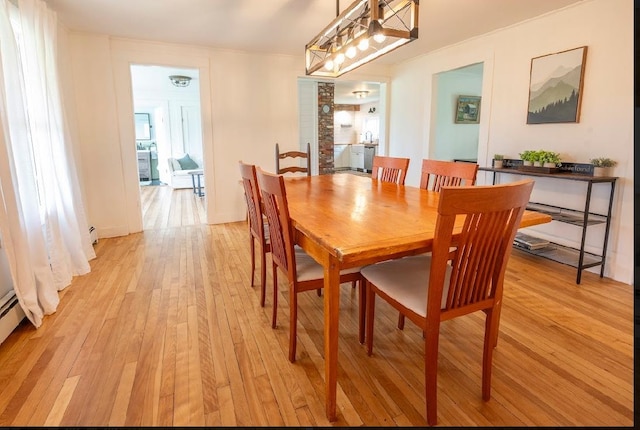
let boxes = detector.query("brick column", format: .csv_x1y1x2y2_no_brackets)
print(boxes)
318,82,334,175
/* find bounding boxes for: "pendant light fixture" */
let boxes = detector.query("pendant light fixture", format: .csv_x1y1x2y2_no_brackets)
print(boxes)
305,0,419,78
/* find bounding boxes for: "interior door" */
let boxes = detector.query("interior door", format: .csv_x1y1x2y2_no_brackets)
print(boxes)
180,104,203,166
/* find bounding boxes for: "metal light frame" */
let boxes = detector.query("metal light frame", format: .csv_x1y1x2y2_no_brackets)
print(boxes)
305,0,419,78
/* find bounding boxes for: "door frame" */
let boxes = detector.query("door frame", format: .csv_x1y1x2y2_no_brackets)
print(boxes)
111,46,213,233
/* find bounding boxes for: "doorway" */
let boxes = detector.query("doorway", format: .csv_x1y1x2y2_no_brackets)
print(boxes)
430,62,484,161
130,65,205,229
298,78,385,175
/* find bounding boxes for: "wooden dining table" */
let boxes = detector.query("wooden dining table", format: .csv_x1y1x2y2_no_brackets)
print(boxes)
283,173,551,422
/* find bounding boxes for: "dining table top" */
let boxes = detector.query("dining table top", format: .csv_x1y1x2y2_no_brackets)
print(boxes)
284,173,551,266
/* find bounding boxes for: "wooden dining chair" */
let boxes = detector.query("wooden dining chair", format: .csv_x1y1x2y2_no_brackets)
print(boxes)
361,179,534,426
395,158,480,330
239,161,271,307
420,159,478,191
371,155,410,185
256,168,363,362
275,142,311,176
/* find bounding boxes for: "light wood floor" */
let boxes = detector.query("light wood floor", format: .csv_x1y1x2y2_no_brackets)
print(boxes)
0,183,633,426
140,184,206,229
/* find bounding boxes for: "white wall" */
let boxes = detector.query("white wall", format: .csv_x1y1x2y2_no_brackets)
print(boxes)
388,0,633,284
432,63,483,161
67,36,303,233
0,242,13,301
63,30,390,237
334,110,357,144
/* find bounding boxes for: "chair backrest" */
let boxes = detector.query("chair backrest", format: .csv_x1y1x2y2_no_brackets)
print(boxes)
256,168,297,282
427,180,534,321
275,142,311,176
371,155,410,185
420,159,478,191
239,161,266,243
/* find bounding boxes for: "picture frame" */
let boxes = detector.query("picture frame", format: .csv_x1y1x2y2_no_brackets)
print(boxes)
527,46,587,124
455,96,481,124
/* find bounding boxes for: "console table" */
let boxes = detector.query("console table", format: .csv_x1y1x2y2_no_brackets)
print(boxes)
479,165,617,284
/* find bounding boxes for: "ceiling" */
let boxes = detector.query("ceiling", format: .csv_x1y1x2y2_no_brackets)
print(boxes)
46,0,583,103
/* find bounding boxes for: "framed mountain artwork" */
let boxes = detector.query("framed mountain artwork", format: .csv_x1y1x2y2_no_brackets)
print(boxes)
527,46,587,124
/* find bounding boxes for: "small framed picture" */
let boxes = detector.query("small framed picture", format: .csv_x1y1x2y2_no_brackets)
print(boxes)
455,96,481,124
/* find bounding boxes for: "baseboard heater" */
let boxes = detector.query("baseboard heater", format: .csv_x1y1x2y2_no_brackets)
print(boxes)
0,290,25,345
0,291,18,319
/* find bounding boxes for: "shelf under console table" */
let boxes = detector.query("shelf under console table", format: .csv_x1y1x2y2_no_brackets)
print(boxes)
479,163,617,284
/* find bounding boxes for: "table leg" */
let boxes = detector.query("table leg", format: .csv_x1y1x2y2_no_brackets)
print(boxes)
323,253,340,421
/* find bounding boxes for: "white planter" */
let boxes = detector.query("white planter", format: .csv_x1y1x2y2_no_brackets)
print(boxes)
533,161,542,167
522,161,533,166
543,162,557,168
593,166,609,177
493,160,503,169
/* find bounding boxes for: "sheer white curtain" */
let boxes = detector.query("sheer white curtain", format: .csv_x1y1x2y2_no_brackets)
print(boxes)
0,0,95,327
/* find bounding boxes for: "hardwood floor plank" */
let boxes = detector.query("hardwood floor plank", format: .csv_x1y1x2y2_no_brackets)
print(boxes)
172,321,190,426
186,304,206,425
44,375,80,426
0,182,632,427
108,361,137,426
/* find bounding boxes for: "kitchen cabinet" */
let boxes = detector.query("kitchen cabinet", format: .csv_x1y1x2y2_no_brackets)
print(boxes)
480,164,617,284
334,144,351,169
350,144,364,171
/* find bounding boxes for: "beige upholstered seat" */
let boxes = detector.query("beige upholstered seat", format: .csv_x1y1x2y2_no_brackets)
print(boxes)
361,255,451,314
361,180,534,426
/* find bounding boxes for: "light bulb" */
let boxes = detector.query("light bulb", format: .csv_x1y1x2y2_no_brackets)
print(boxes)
345,46,357,59
374,33,386,43
324,60,334,71
335,53,345,65
358,38,369,51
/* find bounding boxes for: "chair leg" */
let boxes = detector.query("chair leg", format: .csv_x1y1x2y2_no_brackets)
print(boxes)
316,288,322,297
351,280,356,289
289,287,298,363
250,235,256,288
397,313,405,330
365,280,376,356
259,246,267,307
271,263,278,329
358,279,366,344
492,306,502,348
424,326,440,426
482,309,499,400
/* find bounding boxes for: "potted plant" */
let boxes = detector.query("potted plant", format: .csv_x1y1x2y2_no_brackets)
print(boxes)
540,151,561,168
590,157,617,177
519,150,534,166
493,154,504,169
531,150,544,167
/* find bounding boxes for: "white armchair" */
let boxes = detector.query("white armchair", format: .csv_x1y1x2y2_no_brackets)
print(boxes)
167,154,202,189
